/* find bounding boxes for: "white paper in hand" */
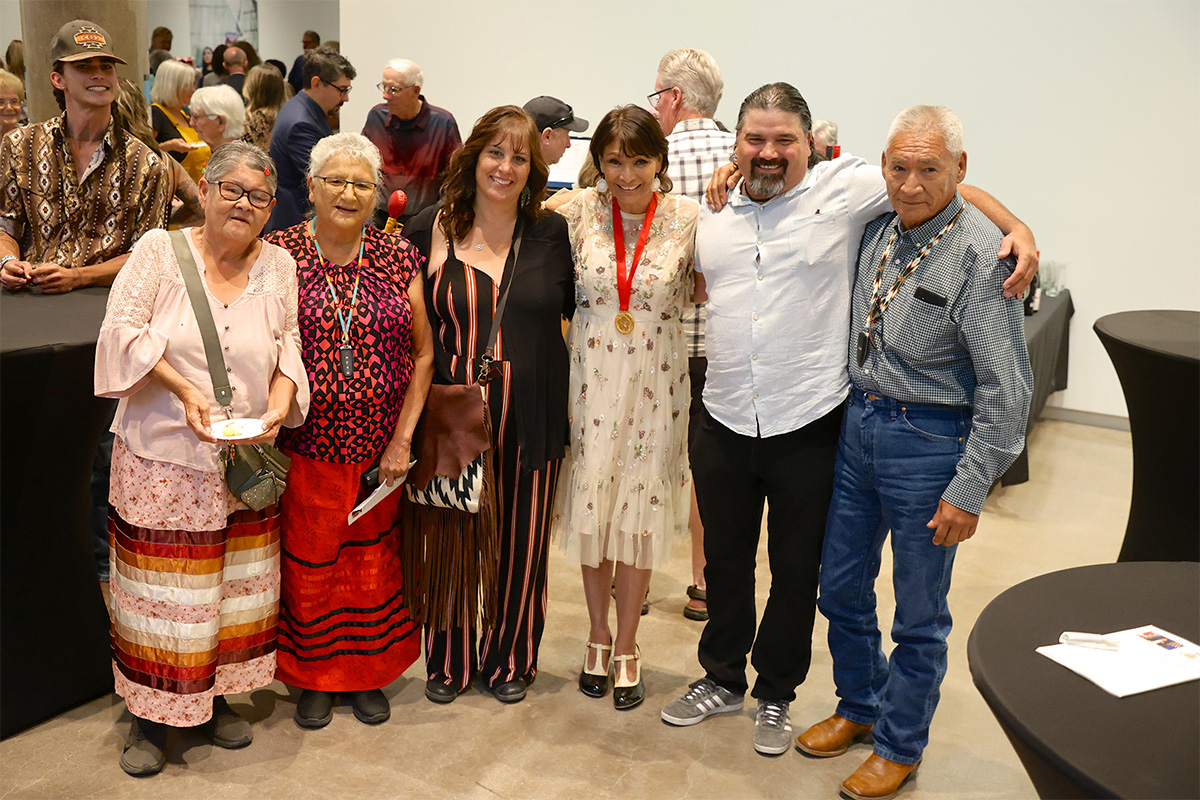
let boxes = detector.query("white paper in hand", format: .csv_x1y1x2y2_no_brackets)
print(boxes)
347,479,403,526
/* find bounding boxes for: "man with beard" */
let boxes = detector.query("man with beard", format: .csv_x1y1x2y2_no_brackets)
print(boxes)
660,83,1037,758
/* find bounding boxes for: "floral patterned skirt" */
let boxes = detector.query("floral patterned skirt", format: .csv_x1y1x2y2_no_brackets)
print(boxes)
553,310,692,570
108,436,280,727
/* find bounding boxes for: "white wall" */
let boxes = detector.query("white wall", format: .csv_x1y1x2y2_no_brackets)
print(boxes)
0,2,22,52
256,0,338,68
338,1,1197,420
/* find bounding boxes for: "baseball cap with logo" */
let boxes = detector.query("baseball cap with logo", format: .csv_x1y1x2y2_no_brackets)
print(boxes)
50,20,128,65
523,96,588,133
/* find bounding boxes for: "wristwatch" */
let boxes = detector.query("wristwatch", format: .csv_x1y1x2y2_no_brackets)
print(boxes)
0,255,16,270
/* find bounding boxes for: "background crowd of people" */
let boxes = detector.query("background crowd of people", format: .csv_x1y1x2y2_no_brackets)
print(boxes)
1,19,1039,800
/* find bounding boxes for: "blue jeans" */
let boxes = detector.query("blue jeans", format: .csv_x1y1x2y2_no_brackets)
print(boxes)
817,390,970,765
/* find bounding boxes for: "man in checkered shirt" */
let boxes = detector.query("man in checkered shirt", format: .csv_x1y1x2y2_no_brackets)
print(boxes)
650,47,734,623
797,106,1032,800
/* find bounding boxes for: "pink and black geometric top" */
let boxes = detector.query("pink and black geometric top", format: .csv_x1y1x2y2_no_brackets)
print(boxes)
266,223,424,464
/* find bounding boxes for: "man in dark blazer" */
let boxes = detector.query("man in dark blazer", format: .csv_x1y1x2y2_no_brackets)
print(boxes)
266,48,356,233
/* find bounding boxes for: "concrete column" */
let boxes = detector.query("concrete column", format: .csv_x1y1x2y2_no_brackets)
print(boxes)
19,0,147,124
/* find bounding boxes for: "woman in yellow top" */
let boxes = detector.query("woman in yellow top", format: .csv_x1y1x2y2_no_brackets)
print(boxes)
150,60,210,183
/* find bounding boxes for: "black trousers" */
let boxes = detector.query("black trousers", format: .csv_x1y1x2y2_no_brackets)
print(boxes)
693,404,842,702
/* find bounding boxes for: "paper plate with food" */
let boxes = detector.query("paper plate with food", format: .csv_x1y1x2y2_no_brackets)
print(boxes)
212,417,266,441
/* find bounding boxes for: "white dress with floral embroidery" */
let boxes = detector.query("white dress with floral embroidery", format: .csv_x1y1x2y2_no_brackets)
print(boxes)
553,189,699,570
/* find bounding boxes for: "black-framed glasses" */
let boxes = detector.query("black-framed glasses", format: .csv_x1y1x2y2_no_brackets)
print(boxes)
215,181,274,209
376,82,414,97
315,175,378,195
647,87,676,109
319,78,352,96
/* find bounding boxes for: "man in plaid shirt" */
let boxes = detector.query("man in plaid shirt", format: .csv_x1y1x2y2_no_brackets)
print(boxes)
651,47,734,623
798,106,1032,800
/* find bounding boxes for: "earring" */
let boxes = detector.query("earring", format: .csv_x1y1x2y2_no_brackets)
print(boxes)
519,186,531,208
652,176,662,192
595,177,609,193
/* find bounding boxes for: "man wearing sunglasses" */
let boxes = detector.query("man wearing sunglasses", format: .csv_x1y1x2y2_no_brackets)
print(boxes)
267,48,356,233
361,58,461,225
523,96,588,166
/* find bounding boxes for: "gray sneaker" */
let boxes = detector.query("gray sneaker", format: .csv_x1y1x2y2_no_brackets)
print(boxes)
661,677,744,726
120,716,166,777
753,699,793,755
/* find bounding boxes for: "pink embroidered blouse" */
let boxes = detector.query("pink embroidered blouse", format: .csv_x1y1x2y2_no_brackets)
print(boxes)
95,227,310,473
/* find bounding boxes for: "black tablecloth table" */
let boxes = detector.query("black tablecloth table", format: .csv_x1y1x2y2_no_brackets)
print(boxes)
1000,290,1074,486
1,288,116,739
1094,310,1200,562
969,562,1200,799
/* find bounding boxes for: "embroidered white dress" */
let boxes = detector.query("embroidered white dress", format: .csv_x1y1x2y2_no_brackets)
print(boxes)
553,189,699,569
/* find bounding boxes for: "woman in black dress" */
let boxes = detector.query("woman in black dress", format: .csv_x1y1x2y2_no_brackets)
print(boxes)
404,105,573,705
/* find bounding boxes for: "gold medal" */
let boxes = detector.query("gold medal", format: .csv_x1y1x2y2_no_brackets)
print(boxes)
611,195,658,340
615,310,635,335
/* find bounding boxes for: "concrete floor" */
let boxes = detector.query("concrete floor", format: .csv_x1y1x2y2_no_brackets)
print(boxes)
0,420,1132,800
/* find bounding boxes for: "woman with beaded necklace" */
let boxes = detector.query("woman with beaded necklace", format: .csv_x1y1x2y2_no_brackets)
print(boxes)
265,131,433,728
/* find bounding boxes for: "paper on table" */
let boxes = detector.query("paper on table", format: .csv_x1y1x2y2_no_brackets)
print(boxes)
1037,625,1200,698
347,478,403,526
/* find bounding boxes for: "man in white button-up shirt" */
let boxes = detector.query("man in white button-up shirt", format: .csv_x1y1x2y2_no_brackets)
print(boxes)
661,82,1038,758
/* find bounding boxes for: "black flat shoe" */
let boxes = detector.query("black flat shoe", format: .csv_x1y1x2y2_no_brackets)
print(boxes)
295,689,334,729
425,679,467,704
349,689,390,724
579,641,612,698
612,647,644,710
489,678,527,704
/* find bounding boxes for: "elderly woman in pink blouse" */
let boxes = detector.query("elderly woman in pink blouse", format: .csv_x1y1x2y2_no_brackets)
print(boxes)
95,141,309,778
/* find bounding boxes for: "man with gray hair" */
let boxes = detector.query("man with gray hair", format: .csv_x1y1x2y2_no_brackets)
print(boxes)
267,48,356,233
660,84,1038,759
797,105,1031,800
362,58,461,224
650,47,735,623
812,118,839,158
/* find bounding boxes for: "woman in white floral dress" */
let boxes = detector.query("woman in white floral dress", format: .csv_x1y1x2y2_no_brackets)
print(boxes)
554,106,699,710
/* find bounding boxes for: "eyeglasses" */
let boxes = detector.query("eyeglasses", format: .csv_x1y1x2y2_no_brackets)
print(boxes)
0,98,20,109
215,180,274,209
376,82,414,97
314,175,378,195
189,113,218,123
647,87,675,109
319,78,352,97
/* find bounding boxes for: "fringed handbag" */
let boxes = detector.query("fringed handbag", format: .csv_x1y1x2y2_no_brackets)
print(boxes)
399,218,523,631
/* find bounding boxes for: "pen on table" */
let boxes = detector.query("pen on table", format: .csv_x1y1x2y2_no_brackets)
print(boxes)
1059,631,1121,651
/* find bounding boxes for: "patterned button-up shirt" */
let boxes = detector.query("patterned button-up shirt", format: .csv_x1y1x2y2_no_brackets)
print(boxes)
849,193,1033,514
0,114,170,268
362,97,462,223
667,118,735,359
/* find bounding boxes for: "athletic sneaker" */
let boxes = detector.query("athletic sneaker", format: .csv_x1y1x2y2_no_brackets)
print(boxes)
661,677,744,726
753,699,792,755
